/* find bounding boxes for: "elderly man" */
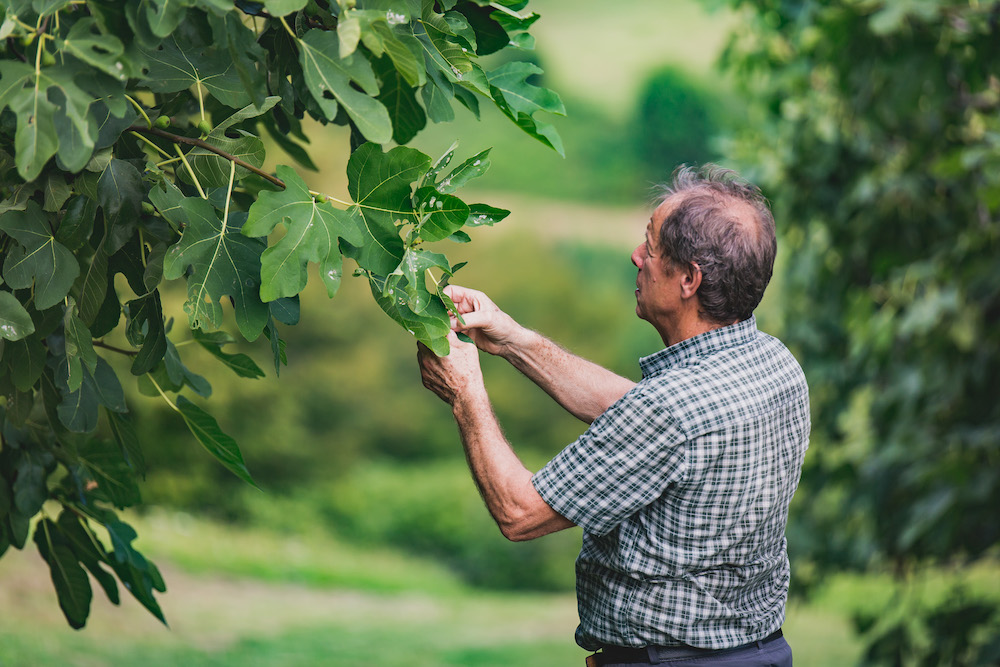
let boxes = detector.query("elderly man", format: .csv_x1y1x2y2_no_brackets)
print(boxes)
417,165,809,667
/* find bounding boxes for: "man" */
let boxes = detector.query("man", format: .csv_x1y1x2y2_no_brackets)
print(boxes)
417,165,809,666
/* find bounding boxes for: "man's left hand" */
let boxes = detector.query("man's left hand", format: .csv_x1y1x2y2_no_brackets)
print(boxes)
417,332,485,406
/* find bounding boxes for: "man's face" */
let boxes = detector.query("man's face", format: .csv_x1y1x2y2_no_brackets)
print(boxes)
631,197,682,324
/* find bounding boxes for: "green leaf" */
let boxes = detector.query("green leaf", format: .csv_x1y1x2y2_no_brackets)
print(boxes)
436,148,490,193
43,174,73,213
413,10,477,88
104,519,166,624
56,195,97,251
262,0,307,16
34,0,74,18
90,356,127,414
414,187,470,242
124,291,167,376
34,522,92,629
162,198,269,341
209,10,267,107
262,317,287,376
0,61,33,112
357,16,425,87
106,409,145,475
244,165,364,301
5,335,46,392
56,511,120,605
97,158,143,229
465,202,509,227
421,74,455,124
344,143,430,274
369,274,451,355
160,338,212,397
0,291,35,342
298,29,393,143
193,330,265,379
56,359,99,433
487,61,565,116
387,247,452,313
175,395,257,487
456,2,509,56
76,437,141,509
10,87,59,182
145,0,188,38
58,18,128,83
64,299,98,392
141,36,250,108
487,61,565,154
74,241,109,327
13,453,50,516
0,201,80,310
55,353,126,433
374,56,426,145
43,66,99,173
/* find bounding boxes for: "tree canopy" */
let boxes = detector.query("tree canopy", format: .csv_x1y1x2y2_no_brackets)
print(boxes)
722,1,999,662
0,0,563,628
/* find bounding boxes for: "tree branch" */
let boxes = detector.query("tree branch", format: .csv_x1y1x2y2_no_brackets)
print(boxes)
128,125,286,190
93,340,139,357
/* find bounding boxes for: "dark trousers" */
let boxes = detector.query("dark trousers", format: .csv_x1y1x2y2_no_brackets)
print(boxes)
589,633,792,666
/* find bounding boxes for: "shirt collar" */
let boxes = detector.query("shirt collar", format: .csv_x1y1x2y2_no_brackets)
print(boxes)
639,316,759,378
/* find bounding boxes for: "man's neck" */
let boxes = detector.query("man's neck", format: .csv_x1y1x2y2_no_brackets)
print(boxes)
656,313,734,348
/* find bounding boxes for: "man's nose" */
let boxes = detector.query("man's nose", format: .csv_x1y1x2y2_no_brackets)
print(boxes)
631,245,643,268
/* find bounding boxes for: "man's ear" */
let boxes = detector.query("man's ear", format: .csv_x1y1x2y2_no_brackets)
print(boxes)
680,262,702,299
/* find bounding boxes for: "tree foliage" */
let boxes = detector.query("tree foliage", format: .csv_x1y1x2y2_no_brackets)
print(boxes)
721,1,1000,663
0,0,563,628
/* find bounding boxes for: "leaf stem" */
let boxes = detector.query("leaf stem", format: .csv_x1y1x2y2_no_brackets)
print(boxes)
129,125,286,190
222,160,236,225
146,374,182,415
174,144,207,200
125,94,154,129
308,189,352,207
130,131,172,158
278,16,297,40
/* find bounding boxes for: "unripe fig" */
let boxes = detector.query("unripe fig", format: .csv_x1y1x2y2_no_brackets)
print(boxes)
154,115,171,129
196,119,212,135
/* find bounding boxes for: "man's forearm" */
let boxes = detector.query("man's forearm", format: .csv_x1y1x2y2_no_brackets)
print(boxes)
500,328,637,424
452,387,574,541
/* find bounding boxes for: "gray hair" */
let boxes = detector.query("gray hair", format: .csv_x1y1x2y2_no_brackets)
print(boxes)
657,164,777,324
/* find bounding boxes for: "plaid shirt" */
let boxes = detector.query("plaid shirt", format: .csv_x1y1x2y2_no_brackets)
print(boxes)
532,316,810,650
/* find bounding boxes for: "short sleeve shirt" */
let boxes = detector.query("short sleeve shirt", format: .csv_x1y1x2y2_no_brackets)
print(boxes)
532,317,810,650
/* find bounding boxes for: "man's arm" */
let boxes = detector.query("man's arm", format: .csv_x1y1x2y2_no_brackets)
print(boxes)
446,285,637,423
417,335,575,541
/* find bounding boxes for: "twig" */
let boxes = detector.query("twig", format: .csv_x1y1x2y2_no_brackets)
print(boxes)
93,340,139,356
128,125,286,190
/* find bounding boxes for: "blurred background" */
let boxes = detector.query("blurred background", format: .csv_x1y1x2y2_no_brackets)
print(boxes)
2,1,997,665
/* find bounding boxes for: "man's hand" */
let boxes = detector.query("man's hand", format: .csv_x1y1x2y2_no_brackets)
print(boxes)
417,331,485,406
445,285,521,357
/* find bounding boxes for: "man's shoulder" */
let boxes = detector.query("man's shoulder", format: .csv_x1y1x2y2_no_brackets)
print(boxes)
632,329,807,428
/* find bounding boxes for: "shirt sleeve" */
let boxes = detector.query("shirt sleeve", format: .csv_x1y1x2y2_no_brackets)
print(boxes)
532,384,688,536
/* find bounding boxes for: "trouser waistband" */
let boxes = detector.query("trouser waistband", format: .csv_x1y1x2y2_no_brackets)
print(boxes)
596,628,784,664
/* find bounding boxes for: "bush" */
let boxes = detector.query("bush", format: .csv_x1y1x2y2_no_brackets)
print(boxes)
633,66,723,180
313,459,580,591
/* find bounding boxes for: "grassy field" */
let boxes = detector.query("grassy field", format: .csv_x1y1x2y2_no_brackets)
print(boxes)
0,510,865,667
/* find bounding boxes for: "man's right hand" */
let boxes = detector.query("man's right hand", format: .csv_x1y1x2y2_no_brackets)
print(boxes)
444,285,522,358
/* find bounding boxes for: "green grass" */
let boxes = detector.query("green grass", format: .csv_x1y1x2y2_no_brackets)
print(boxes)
0,509,868,667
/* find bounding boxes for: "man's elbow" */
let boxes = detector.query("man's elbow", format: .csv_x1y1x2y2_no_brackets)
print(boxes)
496,512,537,542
